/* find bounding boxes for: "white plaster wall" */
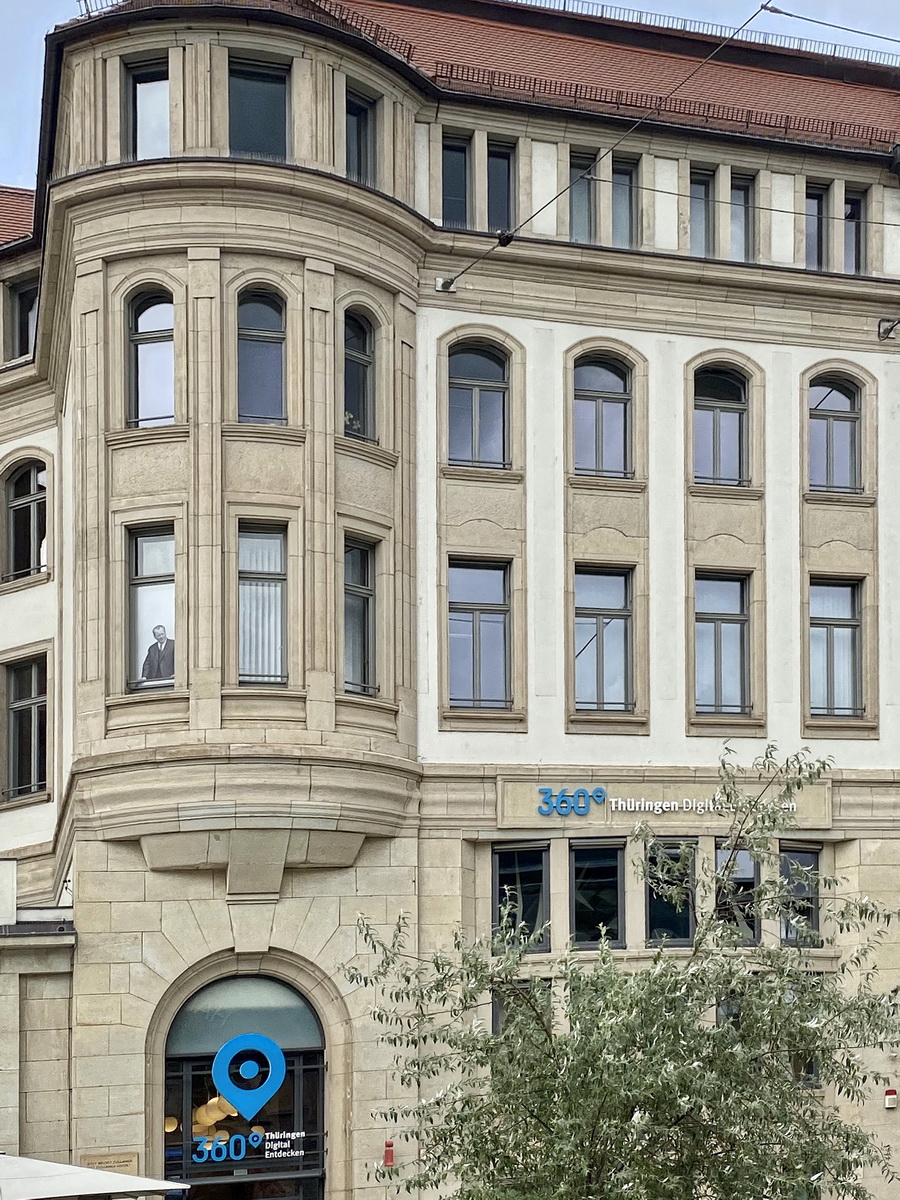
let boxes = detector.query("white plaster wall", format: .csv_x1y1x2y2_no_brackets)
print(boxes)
770,172,797,266
530,141,560,237
653,158,680,251
416,306,900,771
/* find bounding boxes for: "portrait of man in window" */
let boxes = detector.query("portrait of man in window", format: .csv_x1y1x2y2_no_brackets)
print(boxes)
140,623,175,684
129,528,176,691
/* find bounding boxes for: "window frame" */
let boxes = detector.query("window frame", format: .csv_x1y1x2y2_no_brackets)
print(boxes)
442,135,471,230
808,375,861,494
808,578,863,719
573,566,634,713
569,839,625,949
4,460,47,584
126,59,169,161
447,558,511,710
447,343,510,469
343,311,375,441
5,654,48,802
692,367,749,487
237,288,287,425
572,355,632,479
843,189,866,275
487,140,515,233
128,290,175,428
228,59,289,162
714,841,760,944
689,169,715,258
780,842,821,944
127,525,176,693
237,522,289,687
694,573,750,717
492,842,550,953
343,538,377,696
345,89,375,186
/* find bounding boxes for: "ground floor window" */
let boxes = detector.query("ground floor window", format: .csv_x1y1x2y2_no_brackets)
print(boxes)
164,977,325,1200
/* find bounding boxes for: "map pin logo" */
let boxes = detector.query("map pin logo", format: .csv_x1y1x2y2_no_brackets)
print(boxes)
212,1033,286,1121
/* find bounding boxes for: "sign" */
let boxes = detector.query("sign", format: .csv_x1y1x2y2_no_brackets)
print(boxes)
212,1033,285,1120
79,1152,139,1175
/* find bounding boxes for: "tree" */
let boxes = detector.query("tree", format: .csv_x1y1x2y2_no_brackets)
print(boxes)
347,747,900,1200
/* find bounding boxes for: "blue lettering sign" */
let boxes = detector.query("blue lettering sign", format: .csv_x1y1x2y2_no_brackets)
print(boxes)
536,787,606,816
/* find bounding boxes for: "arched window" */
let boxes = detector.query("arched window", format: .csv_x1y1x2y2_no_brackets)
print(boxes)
129,292,175,427
344,312,374,440
164,976,325,1200
5,460,47,581
573,356,631,477
693,367,748,486
238,290,285,424
809,375,860,492
448,344,508,468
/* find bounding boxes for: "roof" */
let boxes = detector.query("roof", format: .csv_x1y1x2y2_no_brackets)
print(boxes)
0,187,35,247
0,1154,188,1200
61,0,900,151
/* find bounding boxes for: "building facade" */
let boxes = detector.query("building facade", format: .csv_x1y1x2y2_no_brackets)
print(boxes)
1,0,900,1195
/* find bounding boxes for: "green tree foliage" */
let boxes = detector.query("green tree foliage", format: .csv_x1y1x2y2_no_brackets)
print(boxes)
347,748,900,1200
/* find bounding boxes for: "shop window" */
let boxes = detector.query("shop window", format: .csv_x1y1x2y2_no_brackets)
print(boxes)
129,527,175,690
343,312,374,440
129,292,175,427
5,460,46,582
229,61,288,161
238,291,285,424
808,376,860,493
5,655,47,801
574,568,633,713
238,524,287,685
127,61,169,160
492,843,548,951
442,136,470,229
809,580,861,718
690,169,714,257
448,560,510,709
569,152,595,244
164,976,324,1200
647,842,694,944
780,844,821,944
694,575,750,716
344,539,376,695
715,843,759,943
573,355,631,477
693,367,747,486
346,90,374,185
487,141,514,232
448,344,509,468
570,841,624,947
611,158,637,249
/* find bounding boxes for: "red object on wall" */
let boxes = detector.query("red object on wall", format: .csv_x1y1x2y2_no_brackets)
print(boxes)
384,1141,395,1167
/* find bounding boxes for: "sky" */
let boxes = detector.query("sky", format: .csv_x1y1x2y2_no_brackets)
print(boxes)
0,0,898,188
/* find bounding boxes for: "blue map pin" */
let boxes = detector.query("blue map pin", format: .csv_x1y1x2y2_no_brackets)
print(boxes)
212,1033,286,1121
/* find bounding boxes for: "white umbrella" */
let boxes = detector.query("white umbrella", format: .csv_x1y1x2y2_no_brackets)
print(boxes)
0,1154,189,1200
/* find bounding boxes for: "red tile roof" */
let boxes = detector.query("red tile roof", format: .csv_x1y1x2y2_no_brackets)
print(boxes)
0,187,35,247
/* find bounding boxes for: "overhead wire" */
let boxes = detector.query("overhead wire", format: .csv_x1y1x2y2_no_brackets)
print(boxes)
439,1,769,289
760,3,900,50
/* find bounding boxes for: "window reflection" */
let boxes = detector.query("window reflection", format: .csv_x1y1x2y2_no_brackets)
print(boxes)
5,460,46,581
343,313,374,439
238,292,286,424
229,62,288,161
573,356,631,477
130,293,175,427
448,344,509,467
448,560,510,708
129,63,169,159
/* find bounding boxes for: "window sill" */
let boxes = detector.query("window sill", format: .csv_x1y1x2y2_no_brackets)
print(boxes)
441,464,524,484
338,690,399,714
803,715,878,739
0,570,51,597
335,435,398,469
221,423,306,444
106,425,190,448
688,713,766,738
688,483,763,500
221,685,306,699
567,710,649,735
803,490,875,506
0,789,51,813
567,473,646,493
107,688,188,706
441,706,527,732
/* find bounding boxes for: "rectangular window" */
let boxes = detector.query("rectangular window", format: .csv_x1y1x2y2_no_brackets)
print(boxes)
694,575,749,716
809,580,861,717
690,170,714,257
448,561,510,709
346,90,374,186
806,186,827,270
730,175,754,262
571,841,624,947
128,61,169,160
647,842,694,944
780,844,821,943
344,540,376,695
574,568,633,712
569,152,595,244
493,843,548,950
844,190,866,275
11,281,38,359
715,844,759,943
129,527,175,691
442,137,470,229
611,158,637,249
5,656,47,800
487,141,514,232
238,524,287,685
229,61,287,161
492,978,551,1033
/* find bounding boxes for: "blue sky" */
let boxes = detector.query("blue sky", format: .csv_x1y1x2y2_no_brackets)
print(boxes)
0,0,897,188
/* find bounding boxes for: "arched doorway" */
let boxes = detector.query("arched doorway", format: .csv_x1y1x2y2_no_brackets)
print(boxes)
163,976,325,1200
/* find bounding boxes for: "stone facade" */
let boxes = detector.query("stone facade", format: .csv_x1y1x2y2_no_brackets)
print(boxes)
1,1,900,1197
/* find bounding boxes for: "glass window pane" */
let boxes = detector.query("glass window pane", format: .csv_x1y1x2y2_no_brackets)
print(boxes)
449,611,474,702
11,506,33,577
611,166,634,249
831,625,857,713
229,68,286,160
730,183,751,261
496,848,545,935
719,621,744,711
696,578,743,614
572,846,620,943
809,416,827,488
239,295,284,332
478,611,507,704
136,532,174,577
16,287,38,357
134,75,169,159
132,581,175,682
718,408,742,482
831,420,855,490
238,338,284,422
810,381,854,412
135,299,173,334
477,389,505,464
575,572,626,609
573,398,597,472
346,96,370,183
600,400,626,475
690,178,710,256
449,564,505,604
11,465,40,500
569,161,593,244
806,193,823,269
693,407,714,481
449,387,474,462
695,620,716,710
574,615,598,708
344,591,368,686
602,616,627,707
239,578,284,681
344,314,369,354
648,848,692,942
809,624,828,711
344,357,368,436
487,145,512,231
695,370,744,405
344,545,369,588
239,529,284,574
9,662,36,702
11,707,32,794
575,361,627,393
135,340,175,425
810,584,854,619
450,348,506,382
442,142,469,228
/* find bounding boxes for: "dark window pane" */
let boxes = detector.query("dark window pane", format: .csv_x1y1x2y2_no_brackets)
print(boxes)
346,93,372,185
450,347,506,382
570,156,594,244
239,295,283,332
344,591,369,687
612,164,635,249
133,73,169,159
478,389,505,464
10,662,36,702
487,144,512,231
449,387,474,462
575,361,627,393
229,67,287,160
10,506,33,577
344,358,368,437
730,180,752,262
238,338,284,422
344,314,369,354
12,707,33,793
442,141,469,228
344,544,369,588
573,398,597,472
648,847,693,942
844,194,864,274
806,191,824,269
495,847,546,937
690,176,711,257
15,285,38,357
695,369,744,405
572,845,620,943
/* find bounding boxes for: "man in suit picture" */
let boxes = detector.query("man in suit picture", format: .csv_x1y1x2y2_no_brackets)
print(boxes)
141,624,175,683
